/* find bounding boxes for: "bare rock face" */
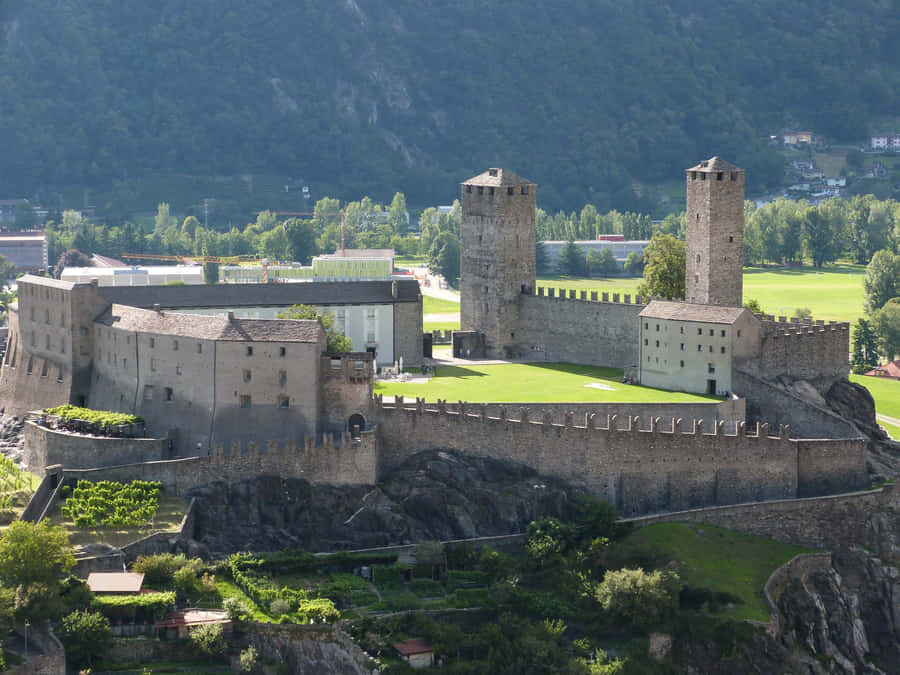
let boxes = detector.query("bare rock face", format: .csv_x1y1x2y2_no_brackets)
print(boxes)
186,449,587,555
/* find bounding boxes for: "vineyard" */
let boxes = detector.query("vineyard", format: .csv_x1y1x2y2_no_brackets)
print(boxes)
42,405,145,437
0,455,38,515
60,480,163,528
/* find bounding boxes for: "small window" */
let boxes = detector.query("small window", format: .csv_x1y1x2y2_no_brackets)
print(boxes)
680,360,684,368
680,343,685,351
680,326,684,334
126,336,130,344
716,172,723,181
731,172,737,181
708,345,713,352
644,322,648,329
143,385,153,401
697,345,702,352
709,329,714,336
697,328,702,335
151,358,157,372
279,370,287,385
173,340,179,351
26,356,33,374
246,346,253,356
44,309,50,324
278,395,290,409
176,365,183,376
477,186,484,195
466,185,472,193
521,186,529,195
197,343,203,354
240,395,251,408
243,369,251,382
331,358,341,369
708,363,715,374
507,187,514,195
737,329,742,337
721,346,726,354
122,357,126,368
488,187,495,195
355,360,364,370
655,340,659,348
644,339,648,346
45,335,51,350
60,314,65,328
80,326,89,337
728,235,734,243
149,337,155,348
164,387,173,402
279,346,286,357
720,330,726,337
700,173,706,181
690,172,697,180
655,324,659,332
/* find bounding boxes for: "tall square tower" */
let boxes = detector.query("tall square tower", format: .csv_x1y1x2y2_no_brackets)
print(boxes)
685,157,745,307
460,168,537,357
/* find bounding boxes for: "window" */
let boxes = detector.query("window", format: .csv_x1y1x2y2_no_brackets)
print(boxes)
44,309,50,324
721,330,726,337
176,365,183,376
521,186,529,195
243,369,251,382
477,186,484,195
680,326,684,334
331,358,341,369
164,387,173,402
680,343,685,351
29,308,34,321
709,345,713,352
279,346,286,357
697,254,701,263
655,340,659,348
149,337,155,348
80,326,88,337
278,395,290,408
366,308,376,344
240,395,251,408
697,328,702,335
466,185,472,193
61,341,65,354
708,363,715,374
644,322,648,329
507,187,514,195
717,172,723,181
680,360,684,368
644,339,648,346
151,358,157,372
737,329,742,337
173,340,179,351
709,329,714,336
731,172,737,181
26,357,33,374
122,358,126,368
143,385,153,401
197,343,203,354
246,346,253,356
355,360,364,370
279,370,287,386
45,334,51,350
728,235,734,243
655,324,659,332
721,346,726,354
488,187,495,195
60,314,65,328
697,345,702,352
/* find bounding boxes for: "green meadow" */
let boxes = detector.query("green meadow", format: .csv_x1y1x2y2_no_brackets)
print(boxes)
375,362,721,403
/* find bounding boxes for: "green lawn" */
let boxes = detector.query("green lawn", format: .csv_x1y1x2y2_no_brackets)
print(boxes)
607,522,810,622
424,321,460,332
423,295,460,314
537,263,865,324
375,362,721,403
881,421,900,441
851,373,900,419
394,254,427,269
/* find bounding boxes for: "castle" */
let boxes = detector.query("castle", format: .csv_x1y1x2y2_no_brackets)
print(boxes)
0,158,872,517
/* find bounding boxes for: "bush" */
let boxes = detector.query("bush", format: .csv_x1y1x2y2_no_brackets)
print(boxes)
132,553,203,586
189,622,227,658
92,591,176,621
223,597,249,622
173,565,199,596
595,568,680,627
240,645,258,672
269,598,290,617
58,609,112,669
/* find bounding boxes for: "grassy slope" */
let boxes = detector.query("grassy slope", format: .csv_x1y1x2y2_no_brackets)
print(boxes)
850,374,900,420
423,295,461,314
537,263,865,323
608,522,810,622
375,362,720,403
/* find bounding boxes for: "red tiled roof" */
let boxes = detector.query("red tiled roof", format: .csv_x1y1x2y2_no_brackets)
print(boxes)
393,637,433,656
864,360,900,379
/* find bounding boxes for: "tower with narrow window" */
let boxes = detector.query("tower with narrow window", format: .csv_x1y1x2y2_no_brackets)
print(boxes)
685,157,745,307
460,168,537,357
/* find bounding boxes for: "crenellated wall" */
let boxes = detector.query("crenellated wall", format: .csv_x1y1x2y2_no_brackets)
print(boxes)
515,289,644,367
746,318,850,383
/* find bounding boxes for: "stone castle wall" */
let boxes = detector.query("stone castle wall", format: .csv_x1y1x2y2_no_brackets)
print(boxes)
751,319,850,383
376,397,832,515
515,289,644,367
61,430,377,495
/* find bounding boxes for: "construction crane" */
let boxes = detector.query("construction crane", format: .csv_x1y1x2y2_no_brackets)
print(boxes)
252,210,347,255
120,253,283,283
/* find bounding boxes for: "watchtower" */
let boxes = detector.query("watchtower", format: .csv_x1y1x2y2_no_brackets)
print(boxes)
685,157,745,307
460,168,537,357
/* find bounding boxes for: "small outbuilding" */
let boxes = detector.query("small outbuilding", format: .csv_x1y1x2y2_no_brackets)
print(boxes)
86,572,145,595
864,360,900,380
392,637,435,669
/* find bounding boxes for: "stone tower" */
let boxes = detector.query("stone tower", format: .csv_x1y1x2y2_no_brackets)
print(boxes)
685,157,745,307
460,168,537,357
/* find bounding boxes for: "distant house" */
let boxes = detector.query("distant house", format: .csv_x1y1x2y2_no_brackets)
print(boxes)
784,131,814,145
393,638,435,669
870,134,900,151
0,231,48,271
156,609,231,640
86,572,145,595
864,360,900,380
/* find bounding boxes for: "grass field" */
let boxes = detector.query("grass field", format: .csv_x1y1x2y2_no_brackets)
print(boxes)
607,522,809,622
851,374,900,419
424,320,460,332
537,263,865,323
423,295,460,314
46,493,189,548
375,362,721,403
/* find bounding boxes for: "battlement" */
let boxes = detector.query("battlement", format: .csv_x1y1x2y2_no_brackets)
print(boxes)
749,317,850,383
374,394,789,441
531,286,648,307
756,314,851,338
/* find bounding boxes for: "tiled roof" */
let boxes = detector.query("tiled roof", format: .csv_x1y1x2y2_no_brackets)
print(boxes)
98,278,420,309
686,156,742,173
18,273,77,290
463,168,534,187
87,572,144,593
97,304,324,343
639,300,749,324
864,360,900,379
393,638,433,656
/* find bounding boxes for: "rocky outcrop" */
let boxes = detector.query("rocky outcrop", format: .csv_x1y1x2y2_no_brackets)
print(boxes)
186,449,587,555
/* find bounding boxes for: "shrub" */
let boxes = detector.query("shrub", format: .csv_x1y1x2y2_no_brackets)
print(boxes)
189,622,227,658
223,597,249,622
269,598,290,616
240,645,258,672
595,568,680,627
132,553,203,586
173,565,199,596
58,609,112,669
92,591,176,621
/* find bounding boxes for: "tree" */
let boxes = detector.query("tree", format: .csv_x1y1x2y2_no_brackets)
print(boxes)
536,239,551,275
0,521,74,588
58,609,112,669
284,218,319,264
277,304,353,353
864,250,900,314
189,622,227,658
260,225,290,260
637,234,685,300
587,248,618,277
743,298,764,315
154,202,172,233
557,240,585,276
594,568,680,627
427,231,460,287
623,251,643,275
388,192,409,235
803,208,839,268
873,298,900,361
851,317,880,373
240,645,259,672
53,248,91,279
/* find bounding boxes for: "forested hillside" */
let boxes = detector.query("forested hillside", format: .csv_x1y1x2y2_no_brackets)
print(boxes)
0,0,898,214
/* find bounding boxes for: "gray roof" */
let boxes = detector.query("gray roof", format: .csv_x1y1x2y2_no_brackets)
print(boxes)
463,168,534,187
98,278,420,309
686,157,743,173
18,274,77,290
97,305,325,343
318,249,393,260
639,300,749,325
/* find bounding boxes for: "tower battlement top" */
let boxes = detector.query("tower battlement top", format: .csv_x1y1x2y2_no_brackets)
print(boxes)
687,157,743,173
462,168,535,187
